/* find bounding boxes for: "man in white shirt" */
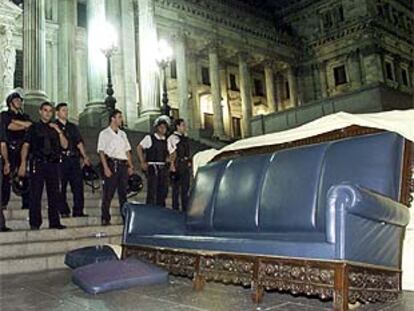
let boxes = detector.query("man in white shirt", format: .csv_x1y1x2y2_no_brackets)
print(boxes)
137,116,169,207
97,109,134,225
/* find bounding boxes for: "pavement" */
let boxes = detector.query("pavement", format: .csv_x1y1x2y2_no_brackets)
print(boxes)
0,269,413,311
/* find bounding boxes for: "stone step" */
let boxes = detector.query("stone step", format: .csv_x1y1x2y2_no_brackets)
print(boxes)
0,224,123,244
6,215,124,230
7,190,150,202
0,252,67,275
0,234,121,260
3,206,122,220
0,242,122,275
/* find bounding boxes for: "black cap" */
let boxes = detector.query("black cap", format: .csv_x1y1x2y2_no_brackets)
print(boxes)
6,92,23,106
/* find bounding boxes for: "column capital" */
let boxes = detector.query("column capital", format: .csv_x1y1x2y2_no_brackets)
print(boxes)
263,59,276,69
237,51,253,64
207,37,222,53
172,28,189,42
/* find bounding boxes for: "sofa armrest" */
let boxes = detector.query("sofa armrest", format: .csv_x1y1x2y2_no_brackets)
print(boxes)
326,183,410,244
123,202,186,240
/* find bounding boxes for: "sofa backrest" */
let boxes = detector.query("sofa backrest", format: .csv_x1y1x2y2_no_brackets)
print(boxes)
186,132,405,234
318,132,404,219
259,143,328,233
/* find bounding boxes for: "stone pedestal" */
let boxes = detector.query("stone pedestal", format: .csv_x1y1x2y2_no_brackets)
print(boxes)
23,0,48,118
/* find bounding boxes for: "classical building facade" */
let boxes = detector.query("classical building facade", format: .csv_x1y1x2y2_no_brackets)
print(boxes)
0,0,413,139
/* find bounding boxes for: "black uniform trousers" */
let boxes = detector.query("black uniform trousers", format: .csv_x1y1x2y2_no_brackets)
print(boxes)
59,157,84,216
172,163,190,212
0,158,6,229
146,164,168,207
29,161,62,228
101,160,128,223
1,145,30,209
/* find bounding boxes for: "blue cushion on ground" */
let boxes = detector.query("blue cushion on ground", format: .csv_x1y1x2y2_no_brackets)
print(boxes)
65,246,119,269
72,259,169,294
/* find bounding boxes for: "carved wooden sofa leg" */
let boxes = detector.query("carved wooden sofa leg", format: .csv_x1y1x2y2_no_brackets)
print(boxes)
333,264,349,311
250,281,264,304
193,274,205,291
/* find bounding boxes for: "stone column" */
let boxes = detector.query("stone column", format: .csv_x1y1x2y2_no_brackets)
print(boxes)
57,0,76,115
119,0,139,127
347,50,362,89
175,31,190,127
0,25,16,110
311,64,320,100
264,61,277,113
106,0,124,112
219,63,231,136
187,52,201,139
319,61,328,98
238,52,252,137
45,40,58,102
209,44,225,138
23,0,48,117
287,65,298,107
79,0,108,127
135,0,160,131
275,73,282,111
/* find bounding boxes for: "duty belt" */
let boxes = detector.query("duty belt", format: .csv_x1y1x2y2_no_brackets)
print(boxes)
107,157,128,173
107,157,128,164
62,150,79,158
8,140,23,151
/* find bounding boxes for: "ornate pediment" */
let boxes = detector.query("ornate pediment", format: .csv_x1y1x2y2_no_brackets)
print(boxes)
0,0,22,23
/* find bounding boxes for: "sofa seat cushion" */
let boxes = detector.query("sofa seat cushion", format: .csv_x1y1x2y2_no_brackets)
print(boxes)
125,234,335,260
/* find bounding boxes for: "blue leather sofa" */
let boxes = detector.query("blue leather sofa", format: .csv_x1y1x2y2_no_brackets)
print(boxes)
122,131,411,310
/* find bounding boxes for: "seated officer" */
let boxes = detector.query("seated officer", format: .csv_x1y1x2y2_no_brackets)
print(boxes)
18,102,68,230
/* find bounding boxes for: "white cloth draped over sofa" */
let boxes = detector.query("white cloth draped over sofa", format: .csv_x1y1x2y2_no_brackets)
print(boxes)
193,110,414,173
192,109,414,291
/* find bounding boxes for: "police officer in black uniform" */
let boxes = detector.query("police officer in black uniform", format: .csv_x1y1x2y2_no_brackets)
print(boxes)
18,102,68,230
0,126,11,232
167,119,191,212
0,92,32,210
55,103,91,217
137,116,169,207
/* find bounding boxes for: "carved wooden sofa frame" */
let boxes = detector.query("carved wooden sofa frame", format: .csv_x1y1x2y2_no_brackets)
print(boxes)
122,126,413,311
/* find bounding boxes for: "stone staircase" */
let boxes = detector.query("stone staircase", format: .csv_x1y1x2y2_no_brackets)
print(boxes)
0,187,147,275
0,127,221,276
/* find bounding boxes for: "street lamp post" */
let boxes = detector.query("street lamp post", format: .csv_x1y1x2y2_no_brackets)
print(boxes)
156,39,173,117
100,24,118,113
